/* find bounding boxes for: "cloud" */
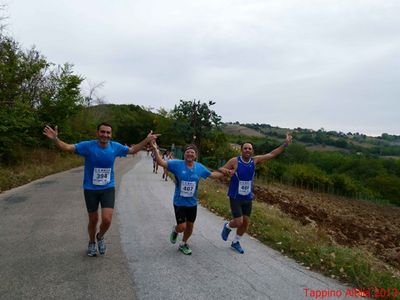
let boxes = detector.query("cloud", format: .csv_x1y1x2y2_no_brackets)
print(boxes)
7,0,400,135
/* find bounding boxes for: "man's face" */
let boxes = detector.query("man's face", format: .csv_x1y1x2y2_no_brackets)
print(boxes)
184,149,197,163
241,143,253,159
97,125,112,144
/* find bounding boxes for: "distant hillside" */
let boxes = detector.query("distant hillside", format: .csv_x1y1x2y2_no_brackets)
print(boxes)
221,124,265,137
222,122,400,157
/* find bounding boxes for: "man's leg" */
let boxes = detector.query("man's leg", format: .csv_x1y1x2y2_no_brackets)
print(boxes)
236,215,249,236
222,199,242,241
98,208,113,237
178,206,196,255
88,212,99,242
182,221,194,243
231,202,252,254
96,188,115,255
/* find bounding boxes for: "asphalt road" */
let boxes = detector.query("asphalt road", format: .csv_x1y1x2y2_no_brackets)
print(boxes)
117,152,349,300
1,151,350,299
0,156,137,300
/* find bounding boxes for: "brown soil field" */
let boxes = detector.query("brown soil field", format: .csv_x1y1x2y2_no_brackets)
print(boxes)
253,184,400,270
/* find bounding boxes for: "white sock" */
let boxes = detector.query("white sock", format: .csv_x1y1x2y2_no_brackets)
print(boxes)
180,241,187,246
225,222,232,230
233,235,241,243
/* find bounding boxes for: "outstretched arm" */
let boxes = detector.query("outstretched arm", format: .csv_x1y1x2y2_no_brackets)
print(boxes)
150,141,168,169
43,125,75,152
128,131,159,155
254,132,293,164
209,170,226,179
218,157,238,176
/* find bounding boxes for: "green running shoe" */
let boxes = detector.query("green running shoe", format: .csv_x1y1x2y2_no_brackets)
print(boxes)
178,243,192,255
170,226,178,244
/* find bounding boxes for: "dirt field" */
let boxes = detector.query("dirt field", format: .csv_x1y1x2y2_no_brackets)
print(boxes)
253,184,400,270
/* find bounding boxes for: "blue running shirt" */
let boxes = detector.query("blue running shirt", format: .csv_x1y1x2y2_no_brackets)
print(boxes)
168,160,212,207
227,156,255,201
75,140,129,190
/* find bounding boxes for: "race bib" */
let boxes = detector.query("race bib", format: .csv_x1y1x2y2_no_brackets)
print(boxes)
93,168,111,185
238,180,251,196
180,181,196,197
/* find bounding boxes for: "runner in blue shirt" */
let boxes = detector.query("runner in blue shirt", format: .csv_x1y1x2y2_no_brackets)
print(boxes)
151,141,225,255
219,132,292,254
43,122,158,257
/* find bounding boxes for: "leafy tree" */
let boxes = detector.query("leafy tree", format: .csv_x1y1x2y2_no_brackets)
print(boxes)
367,174,400,205
0,32,84,164
171,99,222,151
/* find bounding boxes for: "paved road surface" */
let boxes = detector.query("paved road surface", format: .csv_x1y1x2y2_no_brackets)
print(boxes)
117,152,349,299
1,151,350,299
0,156,137,300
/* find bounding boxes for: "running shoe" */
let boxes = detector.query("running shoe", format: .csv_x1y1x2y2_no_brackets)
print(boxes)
178,243,192,255
87,242,97,257
170,226,178,244
221,222,231,241
231,241,244,254
97,234,106,256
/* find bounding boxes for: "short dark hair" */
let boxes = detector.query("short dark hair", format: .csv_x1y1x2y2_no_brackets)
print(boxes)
241,142,254,150
97,122,113,131
184,144,198,154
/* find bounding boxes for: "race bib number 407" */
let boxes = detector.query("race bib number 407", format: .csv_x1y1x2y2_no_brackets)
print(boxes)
93,168,111,185
180,181,196,197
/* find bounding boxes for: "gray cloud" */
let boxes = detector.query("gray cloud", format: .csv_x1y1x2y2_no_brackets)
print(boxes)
7,0,400,135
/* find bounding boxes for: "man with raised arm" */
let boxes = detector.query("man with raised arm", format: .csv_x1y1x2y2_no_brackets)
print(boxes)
43,122,158,257
151,141,225,255
219,133,293,254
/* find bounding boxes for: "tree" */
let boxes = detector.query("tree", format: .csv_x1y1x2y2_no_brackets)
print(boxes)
0,31,84,164
171,99,222,151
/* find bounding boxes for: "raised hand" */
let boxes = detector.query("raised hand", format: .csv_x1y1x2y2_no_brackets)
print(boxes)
43,125,58,140
285,132,293,145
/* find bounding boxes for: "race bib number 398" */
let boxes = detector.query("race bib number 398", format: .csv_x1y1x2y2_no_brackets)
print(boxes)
180,181,196,197
93,168,111,185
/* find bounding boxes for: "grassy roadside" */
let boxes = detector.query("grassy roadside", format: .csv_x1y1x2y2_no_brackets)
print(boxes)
198,179,400,299
0,149,83,193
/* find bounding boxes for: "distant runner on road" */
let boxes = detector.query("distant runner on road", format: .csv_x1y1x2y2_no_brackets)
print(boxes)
43,122,158,257
151,141,225,255
219,132,293,254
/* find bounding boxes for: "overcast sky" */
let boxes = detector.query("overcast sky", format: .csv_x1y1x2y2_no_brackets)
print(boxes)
5,0,400,136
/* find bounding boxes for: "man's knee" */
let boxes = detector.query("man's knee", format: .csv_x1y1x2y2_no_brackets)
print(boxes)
101,208,114,225
232,217,244,227
88,212,99,224
176,223,186,232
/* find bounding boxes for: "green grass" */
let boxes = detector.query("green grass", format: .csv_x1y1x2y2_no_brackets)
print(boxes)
0,148,83,192
198,180,400,298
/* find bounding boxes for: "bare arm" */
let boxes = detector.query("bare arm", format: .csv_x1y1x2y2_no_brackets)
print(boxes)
150,141,167,168
128,131,159,155
218,157,238,176
43,125,75,153
209,170,225,179
254,132,293,164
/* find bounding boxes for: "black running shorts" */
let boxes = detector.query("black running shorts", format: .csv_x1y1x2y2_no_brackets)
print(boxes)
230,198,252,218
84,187,115,213
173,205,197,224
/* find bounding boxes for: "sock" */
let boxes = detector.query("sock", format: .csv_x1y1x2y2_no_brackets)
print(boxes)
180,241,187,246
233,235,241,244
225,222,232,230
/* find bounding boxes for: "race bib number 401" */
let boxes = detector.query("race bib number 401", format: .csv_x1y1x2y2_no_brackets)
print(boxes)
238,180,251,196
180,181,196,197
93,168,111,185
